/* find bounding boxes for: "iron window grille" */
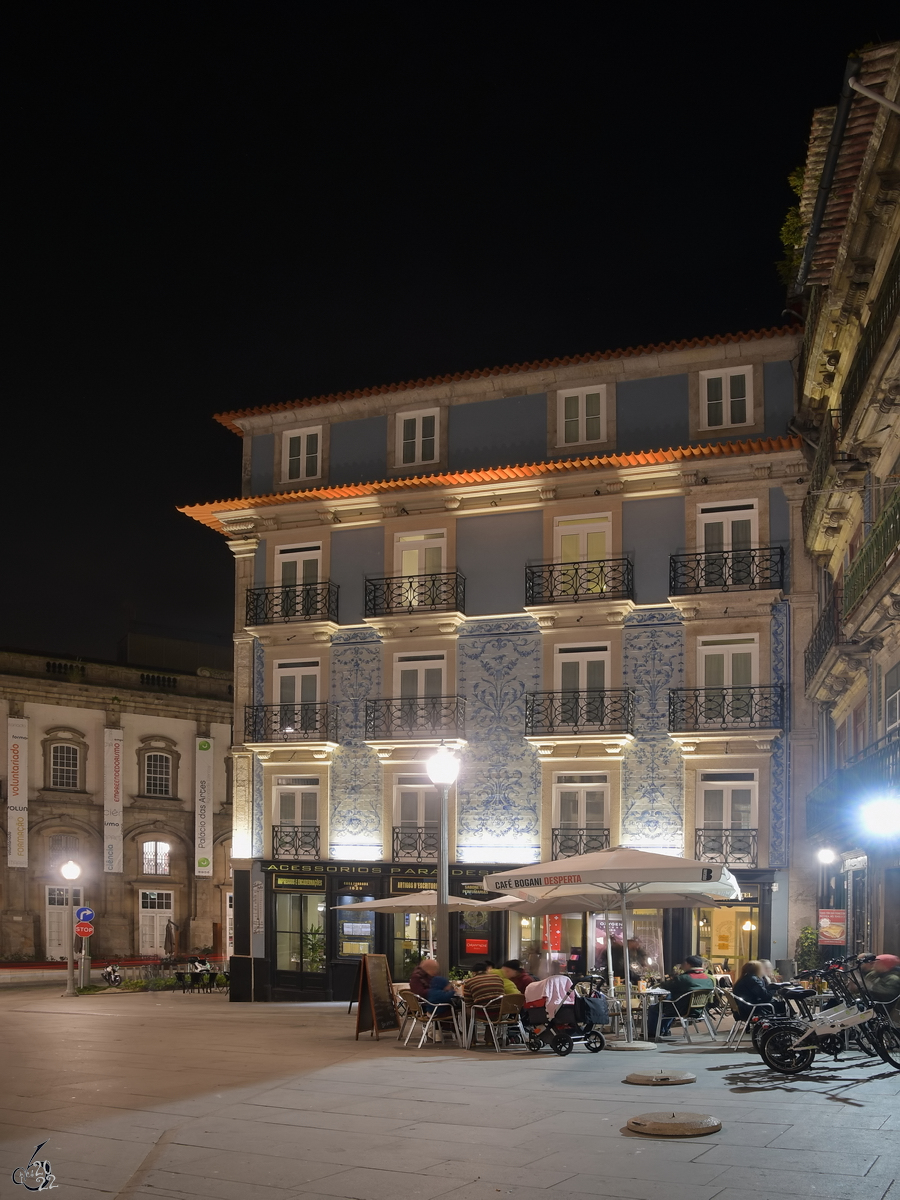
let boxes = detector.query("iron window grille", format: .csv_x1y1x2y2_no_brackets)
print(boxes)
551,828,611,858
272,825,321,860
392,826,439,860
694,827,758,866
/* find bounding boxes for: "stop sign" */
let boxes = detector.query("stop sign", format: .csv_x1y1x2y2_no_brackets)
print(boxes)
74,921,94,938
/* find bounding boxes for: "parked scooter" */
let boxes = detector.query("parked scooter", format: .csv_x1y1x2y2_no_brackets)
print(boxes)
101,963,122,987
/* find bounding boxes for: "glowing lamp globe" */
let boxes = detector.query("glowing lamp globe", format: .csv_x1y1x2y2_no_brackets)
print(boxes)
860,798,900,838
817,848,837,864
427,746,459,787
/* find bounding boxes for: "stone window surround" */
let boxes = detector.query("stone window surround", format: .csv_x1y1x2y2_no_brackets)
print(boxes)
273,421,331,494
690,362,765,442
387,404,446,476
547,378,617,457
41,726,89,794
135,735,181,802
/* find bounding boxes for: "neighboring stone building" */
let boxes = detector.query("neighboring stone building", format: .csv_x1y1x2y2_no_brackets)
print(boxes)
1,643,233,961
794,42,900,953
183,323,819,1001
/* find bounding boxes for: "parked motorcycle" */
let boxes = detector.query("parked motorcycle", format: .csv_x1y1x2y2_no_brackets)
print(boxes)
101,963,122,987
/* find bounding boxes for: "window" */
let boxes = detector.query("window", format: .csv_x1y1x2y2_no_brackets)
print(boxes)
556,386,607,446
696,501,758,586
48,834,79,869
51,744,79,789
274,660,321,734
394,776,440,827
394,652,445,699
886,663,900,732
852,701,867,757
699,367,753,429
145,754,172,796
142,841,171,875
396,409,439,467
282,427,321,483
698,772,757,828
274,777,320,826
698,636,758,723
138,891,174,956
554,514,611,564
394,531,447,607
554,644,609,725
137,736,180,800
553,774,607,828
277,544,321,587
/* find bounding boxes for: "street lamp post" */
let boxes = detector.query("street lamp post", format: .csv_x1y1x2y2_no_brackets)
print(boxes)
427,746,459,973
60,859,81,998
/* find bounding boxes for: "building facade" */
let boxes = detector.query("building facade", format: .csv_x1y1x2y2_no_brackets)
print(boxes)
794,43,900,955
183,324,819,1001
1,648,233,961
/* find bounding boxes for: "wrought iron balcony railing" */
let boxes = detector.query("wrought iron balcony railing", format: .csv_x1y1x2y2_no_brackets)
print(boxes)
525,689,635,737
804,589,847,689
668,686,784,732
272,824,321,859
365,572,465,617
669,548,784,594
525,559,633,605
840,240,900,436
365,696,465,740
843,486,900,617
246,583,339,625
393,826,438,861
807,728,900,837
695,827,758,866
802,414,836,541
244,702,338,743
552,827,611,858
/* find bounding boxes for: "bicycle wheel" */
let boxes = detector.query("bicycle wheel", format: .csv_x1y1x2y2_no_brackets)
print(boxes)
751,1019,771,1053
553,1034,574,1057
584,1031,605,1053
851,1025,879,1058
759,1024,816,1074
871,1022,900,1070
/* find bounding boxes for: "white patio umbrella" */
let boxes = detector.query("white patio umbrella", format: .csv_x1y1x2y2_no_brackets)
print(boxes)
483,848,740,1042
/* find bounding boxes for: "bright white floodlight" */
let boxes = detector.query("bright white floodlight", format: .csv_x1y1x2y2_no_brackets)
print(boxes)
427,746,459,786
817,848,837,864
60,860,81,880
860,798,900,838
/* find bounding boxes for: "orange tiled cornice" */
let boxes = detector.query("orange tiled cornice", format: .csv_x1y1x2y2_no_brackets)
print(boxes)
179,435,803,533
212,325,801,435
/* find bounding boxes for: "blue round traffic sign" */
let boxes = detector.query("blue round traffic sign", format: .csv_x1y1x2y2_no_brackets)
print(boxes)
75,907,94,922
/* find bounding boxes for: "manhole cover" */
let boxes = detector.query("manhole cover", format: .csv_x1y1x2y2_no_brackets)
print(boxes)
604,1040,658,1052
625,1070,696,1085
627,1111,721,1137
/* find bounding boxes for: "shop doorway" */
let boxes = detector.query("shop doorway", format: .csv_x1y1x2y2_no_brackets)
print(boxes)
45,886,83,959
696,901,759,977
274,891,327,989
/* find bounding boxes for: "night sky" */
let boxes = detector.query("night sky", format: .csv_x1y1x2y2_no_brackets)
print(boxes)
5,7,898,662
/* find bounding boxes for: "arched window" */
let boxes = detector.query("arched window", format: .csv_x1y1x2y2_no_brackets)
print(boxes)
142,841,171,875
48,834,79,869
136,736,180,800
41,727,88,792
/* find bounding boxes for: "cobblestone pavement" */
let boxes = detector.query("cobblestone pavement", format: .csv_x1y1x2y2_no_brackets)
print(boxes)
1,988,899,1200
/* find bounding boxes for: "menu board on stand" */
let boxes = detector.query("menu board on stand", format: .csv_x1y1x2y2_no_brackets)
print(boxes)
354,954,401,1039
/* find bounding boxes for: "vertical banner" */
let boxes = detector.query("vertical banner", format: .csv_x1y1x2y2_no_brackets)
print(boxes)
7,717,29,868
195,737,214,876
103,728,124,873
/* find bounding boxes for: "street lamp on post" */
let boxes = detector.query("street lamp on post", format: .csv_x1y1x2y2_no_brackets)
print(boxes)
60,860,81,998
427,746,459,974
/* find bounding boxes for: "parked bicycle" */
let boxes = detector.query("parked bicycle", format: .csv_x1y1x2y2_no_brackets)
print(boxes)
757,953,900,1073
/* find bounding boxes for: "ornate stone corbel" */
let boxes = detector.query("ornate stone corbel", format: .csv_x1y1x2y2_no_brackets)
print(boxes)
444,496,462,510
606,480,625,493
538,486,557,502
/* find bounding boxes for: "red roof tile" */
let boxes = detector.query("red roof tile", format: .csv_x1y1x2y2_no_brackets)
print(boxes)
212,326,800,435
180,435,804,533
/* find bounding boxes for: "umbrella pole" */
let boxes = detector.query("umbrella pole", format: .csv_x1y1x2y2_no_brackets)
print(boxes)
604,907,614,990
621,892,634,1042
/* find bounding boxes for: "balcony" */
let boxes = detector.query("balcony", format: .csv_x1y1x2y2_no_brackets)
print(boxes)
393,826,438,861
804,589,847,691
244,703,339,750
246,583,339,626
807,728,900,838
272,824,321,860
525,559,633,605
552,827,611,858
839,240,900,436
844,487,900,618
364,696,465,754
669,548,784,595
365,572,465,618
524,689,635,757
695,827,758,867
668,687,784,751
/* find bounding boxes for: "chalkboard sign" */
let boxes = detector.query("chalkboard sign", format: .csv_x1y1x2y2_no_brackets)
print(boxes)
354,954,400,1039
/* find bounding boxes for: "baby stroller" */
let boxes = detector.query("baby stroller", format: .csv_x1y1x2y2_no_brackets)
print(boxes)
525,978,608,1056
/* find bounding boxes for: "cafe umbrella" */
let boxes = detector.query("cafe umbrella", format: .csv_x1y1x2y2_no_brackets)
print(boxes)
483,847,740,1042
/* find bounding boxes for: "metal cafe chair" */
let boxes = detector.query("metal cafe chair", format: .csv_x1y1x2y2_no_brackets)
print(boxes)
397,990,460,1048
723,990,771,1048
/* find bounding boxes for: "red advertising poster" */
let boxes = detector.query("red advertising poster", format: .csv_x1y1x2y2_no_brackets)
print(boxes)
543,914,562,952
818,908,847,945
465,938,488,955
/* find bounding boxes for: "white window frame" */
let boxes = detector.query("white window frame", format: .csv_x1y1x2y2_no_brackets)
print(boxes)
46,885,83,959
553,513,612,563
553,644,610,692
138,890,174,957
48,834,79,870
697,771,758,829
393,775,441,827
281,427,322,484
696,500,759,551
393,652,446,697
885,662,900,733
396,408,439,468
273,659,321,705
277,543,322,587
393,530,446,577
274,776,320,827
552,773,608,828
144,753,173,798
142,840,171,876
50,743,80,790
556,385,607,447
697,636,759,687
699,366,753,430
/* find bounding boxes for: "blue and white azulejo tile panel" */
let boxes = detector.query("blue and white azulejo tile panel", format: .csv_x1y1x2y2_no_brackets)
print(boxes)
329,629,384,857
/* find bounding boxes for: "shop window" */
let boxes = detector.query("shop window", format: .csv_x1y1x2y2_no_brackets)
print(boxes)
275,891,328,975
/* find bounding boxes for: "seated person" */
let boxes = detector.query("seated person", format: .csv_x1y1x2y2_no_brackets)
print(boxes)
462,961,507,1044
523,961,572,1019
732,960,776,1017
500,959,534,994
648,955,713,1039
408,957,439,1000
483,959,519,995
865,954,900,1023
424,973,459,1015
